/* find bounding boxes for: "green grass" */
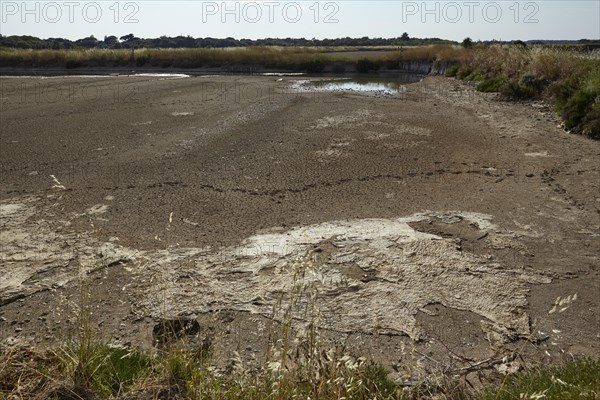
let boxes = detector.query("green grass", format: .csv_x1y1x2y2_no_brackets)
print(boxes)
561,87,599,129
481,358,600,400
456,65,473,80
445,64,460,77
554,70,600,138
500,80,537,100
477,76,508,92
53,342,151,397
464,70,486,81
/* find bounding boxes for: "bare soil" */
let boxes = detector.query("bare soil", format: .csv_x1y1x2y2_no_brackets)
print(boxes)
1,74,598,384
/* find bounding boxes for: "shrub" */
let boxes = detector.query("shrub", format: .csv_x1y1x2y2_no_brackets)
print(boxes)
512,40,528,48
560,87,599,130
465,69,485,81
550,78,579,109
455,65,472,80
520,73,548,94
477,76,508,92
501,80,536,100
582,104,600,139
445,64,460,77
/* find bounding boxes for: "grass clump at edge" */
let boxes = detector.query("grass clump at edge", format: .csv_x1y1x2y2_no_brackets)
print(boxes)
53,342,151,398
481,357,600,400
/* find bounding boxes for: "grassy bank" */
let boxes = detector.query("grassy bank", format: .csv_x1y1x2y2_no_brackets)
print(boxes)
440,46,600,139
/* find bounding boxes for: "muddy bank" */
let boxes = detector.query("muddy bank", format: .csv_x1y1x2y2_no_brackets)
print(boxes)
0,74,598,380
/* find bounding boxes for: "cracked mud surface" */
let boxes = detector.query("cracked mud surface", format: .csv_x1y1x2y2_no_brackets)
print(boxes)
1,75,599,379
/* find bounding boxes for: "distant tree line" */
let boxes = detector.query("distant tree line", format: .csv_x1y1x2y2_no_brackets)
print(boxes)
0,33,459,49
1,34,596,51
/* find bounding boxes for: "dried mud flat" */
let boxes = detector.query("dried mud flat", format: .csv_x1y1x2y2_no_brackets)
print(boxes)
1,74,599,381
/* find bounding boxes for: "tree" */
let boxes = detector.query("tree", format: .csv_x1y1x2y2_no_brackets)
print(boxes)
0,34,461,50
104,35,118,46
76,35,98,48
461,37,473,48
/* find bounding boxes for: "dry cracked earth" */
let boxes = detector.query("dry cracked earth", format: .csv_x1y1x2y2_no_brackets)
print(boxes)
0,74,599,383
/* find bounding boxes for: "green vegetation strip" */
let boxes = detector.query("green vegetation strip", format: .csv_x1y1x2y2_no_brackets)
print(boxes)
1,342,599,399
480,358,600,400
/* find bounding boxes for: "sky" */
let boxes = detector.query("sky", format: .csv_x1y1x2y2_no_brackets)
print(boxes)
1,0,599,41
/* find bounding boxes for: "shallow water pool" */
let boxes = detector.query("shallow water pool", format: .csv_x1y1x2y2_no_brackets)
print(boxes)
296,72,423,94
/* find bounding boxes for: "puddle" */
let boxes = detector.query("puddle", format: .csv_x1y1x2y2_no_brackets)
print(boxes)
294,73,423,95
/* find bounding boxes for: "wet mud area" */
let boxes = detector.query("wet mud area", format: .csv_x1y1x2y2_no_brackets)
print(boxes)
1,74,598,382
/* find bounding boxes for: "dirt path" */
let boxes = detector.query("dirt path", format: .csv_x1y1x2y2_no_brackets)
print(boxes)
1,75,598,382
